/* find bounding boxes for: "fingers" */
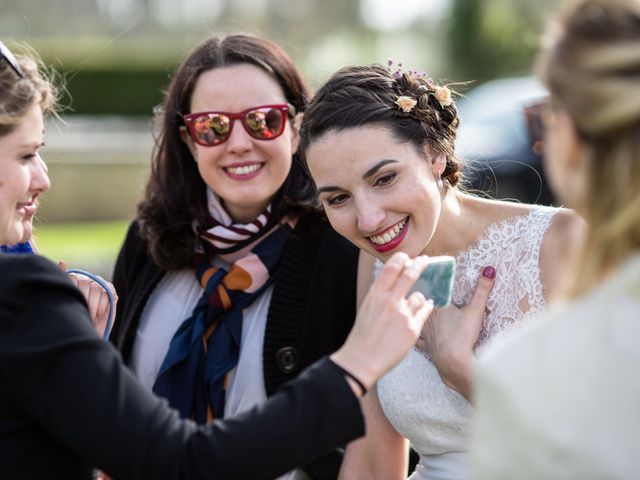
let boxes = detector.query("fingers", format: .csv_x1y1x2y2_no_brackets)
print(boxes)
66,272,114,333
406,290,427,315
374,252,410,291
106,280,118,303
58,260,67,271
93,301,110,338
389,255,430,299
95,283,111,316
413,298,435,331
67,272,97,318
466,266,496,314
407,290,434,329
88,279,117,337
87,280,103,322
66,272,81,290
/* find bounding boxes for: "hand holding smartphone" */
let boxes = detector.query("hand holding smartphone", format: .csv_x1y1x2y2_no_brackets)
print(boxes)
410,255,456,308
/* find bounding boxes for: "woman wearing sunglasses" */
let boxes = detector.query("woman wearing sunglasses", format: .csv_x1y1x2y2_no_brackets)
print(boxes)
471,0,640,476
0,41,435,479
109,34,373,478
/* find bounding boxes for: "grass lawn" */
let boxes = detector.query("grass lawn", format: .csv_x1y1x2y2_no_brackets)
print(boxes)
34,220,130,279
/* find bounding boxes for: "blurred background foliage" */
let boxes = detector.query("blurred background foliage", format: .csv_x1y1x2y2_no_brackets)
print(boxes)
0,0,561,276
2,0,560,115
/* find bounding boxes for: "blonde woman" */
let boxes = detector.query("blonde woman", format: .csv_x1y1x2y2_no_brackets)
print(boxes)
471,0,640,477
0,41,115,337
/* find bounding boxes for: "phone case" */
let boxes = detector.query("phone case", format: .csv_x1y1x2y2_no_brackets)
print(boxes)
410,255,456,308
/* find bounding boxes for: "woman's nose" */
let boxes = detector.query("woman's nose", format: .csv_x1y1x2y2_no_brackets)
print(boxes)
31,154,51,193
356,199,385,235
225,120,253,154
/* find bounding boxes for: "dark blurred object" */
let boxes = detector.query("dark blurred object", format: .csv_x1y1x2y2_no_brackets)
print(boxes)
456,76,555,205
523,98,549,157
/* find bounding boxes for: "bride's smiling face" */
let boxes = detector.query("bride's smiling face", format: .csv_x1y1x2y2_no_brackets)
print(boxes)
306,125,445,261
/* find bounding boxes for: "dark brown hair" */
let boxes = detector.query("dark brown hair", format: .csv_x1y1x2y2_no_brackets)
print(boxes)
298,64,462,187
137,33,314,270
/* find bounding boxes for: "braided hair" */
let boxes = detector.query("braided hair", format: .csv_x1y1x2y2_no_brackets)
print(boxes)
299,64,463,187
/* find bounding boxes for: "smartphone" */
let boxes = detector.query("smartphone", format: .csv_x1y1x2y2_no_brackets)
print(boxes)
410,255,456,308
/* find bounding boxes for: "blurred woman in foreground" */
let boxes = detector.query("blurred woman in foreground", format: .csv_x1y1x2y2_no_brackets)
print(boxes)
471,0,640,477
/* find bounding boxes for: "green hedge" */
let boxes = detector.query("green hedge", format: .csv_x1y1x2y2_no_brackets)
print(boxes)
59,66,177,115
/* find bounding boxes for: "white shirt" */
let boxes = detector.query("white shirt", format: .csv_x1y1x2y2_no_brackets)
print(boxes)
131,269,307,480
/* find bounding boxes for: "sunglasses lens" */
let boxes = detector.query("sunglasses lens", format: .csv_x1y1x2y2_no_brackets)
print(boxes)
191,113,231,145
245,107,285,139
524,99,548,156
185,105,288,146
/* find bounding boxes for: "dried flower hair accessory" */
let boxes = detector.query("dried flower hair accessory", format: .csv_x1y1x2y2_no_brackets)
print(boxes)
434,85,453,107
395,95,417,113
386,58,431,81
386,58,453,108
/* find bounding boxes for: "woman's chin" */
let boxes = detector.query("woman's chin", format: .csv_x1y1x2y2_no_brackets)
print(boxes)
3,226,24,246
20,222,34,243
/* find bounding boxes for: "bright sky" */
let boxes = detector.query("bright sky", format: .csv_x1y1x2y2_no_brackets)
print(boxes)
361,0,452,30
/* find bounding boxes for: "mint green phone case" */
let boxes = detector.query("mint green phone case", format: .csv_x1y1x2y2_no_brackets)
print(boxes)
410,256,456,308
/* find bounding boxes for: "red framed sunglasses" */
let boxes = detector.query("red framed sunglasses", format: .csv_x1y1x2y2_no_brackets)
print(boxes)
183,104,292,147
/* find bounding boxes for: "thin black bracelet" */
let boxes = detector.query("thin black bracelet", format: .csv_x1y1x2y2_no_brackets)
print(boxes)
333,363,368,396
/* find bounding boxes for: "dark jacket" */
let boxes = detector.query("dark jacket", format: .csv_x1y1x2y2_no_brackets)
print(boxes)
0,254,364,479
110,212,360,478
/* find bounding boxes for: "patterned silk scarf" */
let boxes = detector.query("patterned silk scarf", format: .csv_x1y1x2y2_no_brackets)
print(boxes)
153,190,294,423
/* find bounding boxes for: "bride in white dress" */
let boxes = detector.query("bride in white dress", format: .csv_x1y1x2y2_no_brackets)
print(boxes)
299,63,586,479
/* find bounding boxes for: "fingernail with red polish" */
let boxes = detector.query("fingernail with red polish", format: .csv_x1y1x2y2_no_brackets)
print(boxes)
482,266,496,279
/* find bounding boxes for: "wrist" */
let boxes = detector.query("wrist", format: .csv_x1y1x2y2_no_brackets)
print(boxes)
330,349,377,394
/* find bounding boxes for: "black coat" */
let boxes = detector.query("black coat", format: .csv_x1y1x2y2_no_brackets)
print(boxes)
0,254,364,479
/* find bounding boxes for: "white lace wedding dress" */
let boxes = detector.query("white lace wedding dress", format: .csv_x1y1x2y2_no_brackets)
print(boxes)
376,206,557,480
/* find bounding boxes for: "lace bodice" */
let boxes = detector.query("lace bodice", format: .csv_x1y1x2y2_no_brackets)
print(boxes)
377,207,557,457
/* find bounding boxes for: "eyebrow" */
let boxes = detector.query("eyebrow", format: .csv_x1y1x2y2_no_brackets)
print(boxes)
316,159,399,195
18,141,45,149
362,159,398,180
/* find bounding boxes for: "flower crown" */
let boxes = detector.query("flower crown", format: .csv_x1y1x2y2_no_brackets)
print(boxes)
386,58,453,112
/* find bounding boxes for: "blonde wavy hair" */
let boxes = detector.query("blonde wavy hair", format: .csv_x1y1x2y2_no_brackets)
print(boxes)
0,42,58,137
537,0,640,297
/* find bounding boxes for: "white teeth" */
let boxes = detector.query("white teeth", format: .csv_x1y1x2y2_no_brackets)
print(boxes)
226,164,261,175
369,218,407,245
